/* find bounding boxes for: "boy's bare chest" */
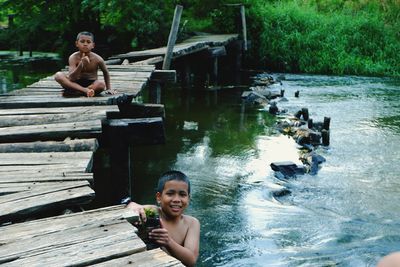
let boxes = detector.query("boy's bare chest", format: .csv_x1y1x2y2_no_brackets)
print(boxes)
82,62,98,73
166,221,188,245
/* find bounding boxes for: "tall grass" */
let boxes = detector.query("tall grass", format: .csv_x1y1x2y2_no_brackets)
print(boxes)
244,0,400,77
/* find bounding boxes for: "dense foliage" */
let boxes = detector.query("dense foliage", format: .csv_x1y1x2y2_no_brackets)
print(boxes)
0,0,399,76
245,0,400,76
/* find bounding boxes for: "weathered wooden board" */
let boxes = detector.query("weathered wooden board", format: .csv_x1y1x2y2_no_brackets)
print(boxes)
0,139,98,153
106,64,156,71
151,70,177,83
110,34,238,61
92,248,184,267
0,106,117,127
0,205,146,266
0,171,93,183
61,64,156,72
0,105,118,116
0,180,91,203
0,95,115,108
0,181,74,194
38,72,152,82
0,205,131,242
0,120,102,142
0,180,95,224
0,151,94,178
103,117,166,145
0,106,118,127
131,56,164,65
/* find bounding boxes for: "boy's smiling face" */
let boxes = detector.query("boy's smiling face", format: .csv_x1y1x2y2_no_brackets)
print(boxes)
75,35,94,53
157,180,190,218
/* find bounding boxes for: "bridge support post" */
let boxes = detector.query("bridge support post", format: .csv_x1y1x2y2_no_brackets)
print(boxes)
149,81,162,104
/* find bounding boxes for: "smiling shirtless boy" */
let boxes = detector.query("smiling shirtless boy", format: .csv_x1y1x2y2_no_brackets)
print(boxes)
127,171,200,267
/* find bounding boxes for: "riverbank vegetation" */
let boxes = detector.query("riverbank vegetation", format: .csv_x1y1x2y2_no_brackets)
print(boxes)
0,0,399,77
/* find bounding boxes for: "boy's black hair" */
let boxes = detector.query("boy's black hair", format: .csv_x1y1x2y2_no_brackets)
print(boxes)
76,31,94,41
157,170,191,194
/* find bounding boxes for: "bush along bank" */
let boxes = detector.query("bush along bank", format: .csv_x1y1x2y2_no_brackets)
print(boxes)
245,1,400,77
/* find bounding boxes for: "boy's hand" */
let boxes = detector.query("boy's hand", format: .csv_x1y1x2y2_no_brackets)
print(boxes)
81,53,90,69
127,202,146,224
149,219,171,246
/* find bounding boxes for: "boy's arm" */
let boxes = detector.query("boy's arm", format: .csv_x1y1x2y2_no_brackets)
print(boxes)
68,54,85,81
98,59,113,92
126,201,157,223
155,217,200,267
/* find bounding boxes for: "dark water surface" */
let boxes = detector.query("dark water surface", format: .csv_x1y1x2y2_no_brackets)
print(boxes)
2,58,399,266
0,51,61,92
133,75,400,267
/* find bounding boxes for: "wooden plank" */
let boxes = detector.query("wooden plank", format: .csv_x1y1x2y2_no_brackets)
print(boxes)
109,34,238,61
103,117,165,145
131,56,164,65
0,181,95,224
0,161,90,173
0,205,130,243
151,70,177,83
163,5,183,70
92,248,184,267
104,58,122,65
107,65,155,71
59,66,155,73
0,205,145,266
39,71,152,80
0,139,99,153
0,172,93,183
0,106,116,127
208,46,227,57
109,103,165,119
0,106,118,116
0,181,76,194
0,151,93,171
0,95,114,108
240,5,248,51
0,120,102,142
0,217,144,266
0,180,90,203
0,150,93,162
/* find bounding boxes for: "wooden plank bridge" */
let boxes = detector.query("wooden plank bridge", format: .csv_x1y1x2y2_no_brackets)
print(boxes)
0,33,239,266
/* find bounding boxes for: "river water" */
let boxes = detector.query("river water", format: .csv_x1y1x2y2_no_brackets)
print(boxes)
2,58,399,266
133,74,400,267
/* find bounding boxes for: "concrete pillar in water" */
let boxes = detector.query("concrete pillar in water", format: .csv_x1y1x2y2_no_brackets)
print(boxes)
302,108,309,121
322,129,330,146
323,117,331,130
308,119,313,129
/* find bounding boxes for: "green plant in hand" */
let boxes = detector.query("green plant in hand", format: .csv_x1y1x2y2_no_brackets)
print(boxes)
144,207,158,219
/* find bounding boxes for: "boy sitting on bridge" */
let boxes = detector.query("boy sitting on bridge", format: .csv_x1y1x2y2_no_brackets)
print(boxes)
54,31,115,97
127,170,200,267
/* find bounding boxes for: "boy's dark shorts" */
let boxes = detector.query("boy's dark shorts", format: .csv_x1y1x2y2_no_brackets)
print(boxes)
75,79,96,88
63,79,96,96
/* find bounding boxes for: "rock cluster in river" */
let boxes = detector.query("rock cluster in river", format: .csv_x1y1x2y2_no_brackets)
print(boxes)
244,73,331,200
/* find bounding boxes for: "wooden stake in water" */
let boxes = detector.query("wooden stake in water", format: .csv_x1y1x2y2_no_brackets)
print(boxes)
162,5,183,70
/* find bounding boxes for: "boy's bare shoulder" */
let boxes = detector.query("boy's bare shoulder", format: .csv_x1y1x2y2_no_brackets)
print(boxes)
182,214,200,226
69,52,80,61
91,52,105,61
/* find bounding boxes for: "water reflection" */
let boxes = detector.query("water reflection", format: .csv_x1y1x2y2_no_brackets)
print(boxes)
0,52,61,92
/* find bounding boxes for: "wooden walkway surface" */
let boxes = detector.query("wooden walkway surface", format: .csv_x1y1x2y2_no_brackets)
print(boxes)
110,33,238,63
0,205,183,266
0,33,239,266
